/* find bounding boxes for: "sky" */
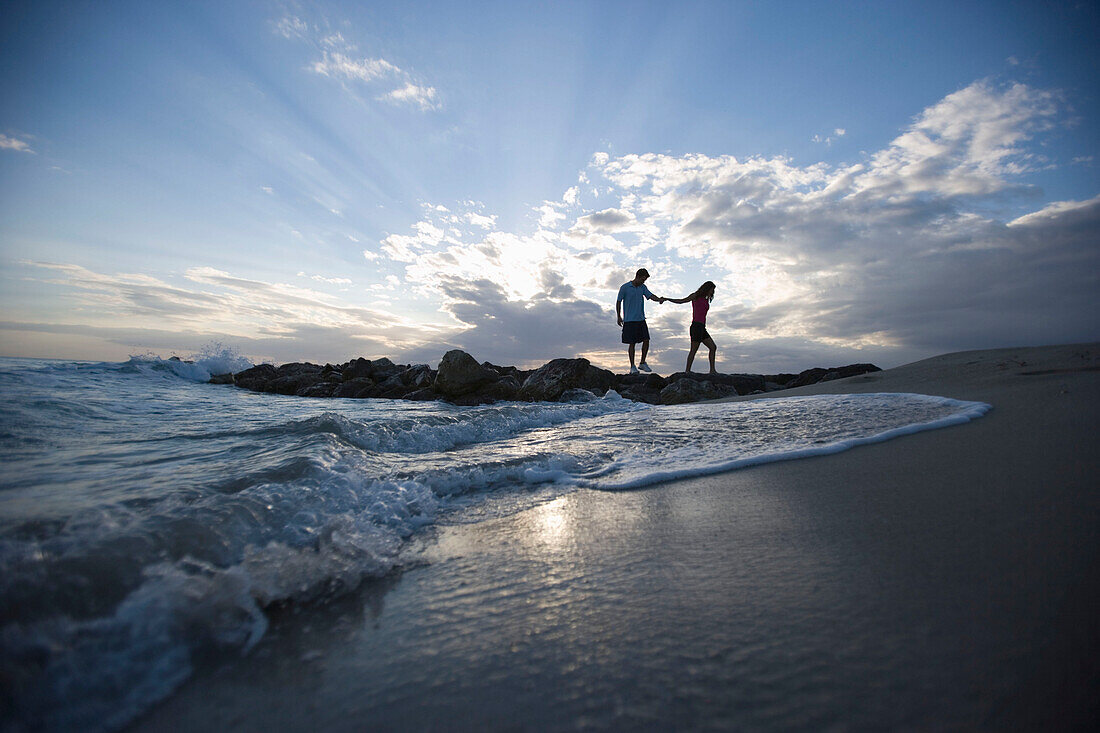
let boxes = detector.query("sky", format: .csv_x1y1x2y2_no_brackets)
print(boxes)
1,0,1098,373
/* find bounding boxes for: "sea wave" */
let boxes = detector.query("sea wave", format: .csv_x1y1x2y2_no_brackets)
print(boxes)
0,360,992,732
120,343,255,382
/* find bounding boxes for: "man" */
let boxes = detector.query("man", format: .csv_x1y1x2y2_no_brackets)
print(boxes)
615,267,665,374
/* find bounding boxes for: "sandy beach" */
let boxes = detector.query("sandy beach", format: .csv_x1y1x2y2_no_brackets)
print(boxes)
129,343,1099,731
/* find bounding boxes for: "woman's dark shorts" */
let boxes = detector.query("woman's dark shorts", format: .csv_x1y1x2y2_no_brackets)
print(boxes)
690,322,711,343
621,320,650,344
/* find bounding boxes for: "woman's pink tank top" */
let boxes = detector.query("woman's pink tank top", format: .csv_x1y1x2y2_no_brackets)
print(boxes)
692,297,709,324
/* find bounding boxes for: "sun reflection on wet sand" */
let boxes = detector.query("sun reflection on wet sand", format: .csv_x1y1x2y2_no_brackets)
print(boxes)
522,496,573,551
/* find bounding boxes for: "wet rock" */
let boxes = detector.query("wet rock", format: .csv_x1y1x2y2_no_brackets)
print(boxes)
785,363,881,389
209,373,234,385
482,361,529,381
434,350,500,397
401,364,435,389
559,387,600,402
233,364,277,392
519,358,614,402
368,357,401,380
298,382,337,398
276,362,321,378
342,358,373,381
271,374,320,396
334,377,375,398
617,387,661,404
403,387,440,401
764,373,798,388
477,376,521,402
616,372,668,390
659,378,736,404
665,371,765,396
374,373,414,399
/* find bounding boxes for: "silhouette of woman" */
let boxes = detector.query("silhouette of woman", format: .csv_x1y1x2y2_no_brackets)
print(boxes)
664,281,718,373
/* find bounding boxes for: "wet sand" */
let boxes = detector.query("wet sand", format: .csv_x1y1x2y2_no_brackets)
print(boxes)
130,343,1100,731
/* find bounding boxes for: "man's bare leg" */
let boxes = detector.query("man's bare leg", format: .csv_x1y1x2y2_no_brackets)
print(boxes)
627,342,636,369
639,339,649,366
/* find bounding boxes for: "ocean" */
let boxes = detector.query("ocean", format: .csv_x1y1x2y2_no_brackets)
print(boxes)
0,353,990,732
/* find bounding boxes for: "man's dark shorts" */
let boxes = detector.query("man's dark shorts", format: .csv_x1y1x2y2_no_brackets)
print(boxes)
622,320,650,344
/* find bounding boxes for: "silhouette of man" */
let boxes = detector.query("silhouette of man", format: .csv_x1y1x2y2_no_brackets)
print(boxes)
615,268,665,374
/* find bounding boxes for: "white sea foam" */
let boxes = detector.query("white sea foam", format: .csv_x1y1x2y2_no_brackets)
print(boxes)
122,343,254,383
0,357,991,732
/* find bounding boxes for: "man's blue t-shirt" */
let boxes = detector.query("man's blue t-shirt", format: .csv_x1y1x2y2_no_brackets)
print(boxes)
617,281,653,322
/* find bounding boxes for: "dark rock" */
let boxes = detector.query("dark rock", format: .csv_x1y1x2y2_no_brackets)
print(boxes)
376,374,405,391
482,361,530,381
559,387,601,402
615,372,668,390
334,377,375,398
298,382,337,398
475,376,520,402
401,364,435,389
786,363,881,389
369,357,400,380
342,358,373,381
665,371,765,396
233,364,277,392
227,353,881,405
764,373,798,387
276,362,321,377
271,373,322,396
785,367,828,389
403,387,440,401
519,358,614,402
618,387,661,404
659,378,736,404
434,350,499,397
374,374,411,399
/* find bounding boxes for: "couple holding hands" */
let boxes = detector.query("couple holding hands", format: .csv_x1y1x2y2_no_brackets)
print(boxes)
615,268,718,375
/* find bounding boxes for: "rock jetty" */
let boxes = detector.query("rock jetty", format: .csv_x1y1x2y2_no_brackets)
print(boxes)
212,350,880,406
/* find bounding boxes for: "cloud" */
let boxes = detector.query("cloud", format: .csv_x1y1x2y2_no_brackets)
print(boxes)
396,276,613,368
274,15,309,40
573,208,635,233
298,271,353,286
382,79,1096,371
380,82,440,111
0,133,34,154
854,80,1059,197
14,78,1097,373
574,80,1096,368
312,52,400,82
279,18,441,112
19,262,413,352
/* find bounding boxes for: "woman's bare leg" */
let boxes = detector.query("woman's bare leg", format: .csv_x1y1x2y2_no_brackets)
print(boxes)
704,337,717,373
686,342,701,372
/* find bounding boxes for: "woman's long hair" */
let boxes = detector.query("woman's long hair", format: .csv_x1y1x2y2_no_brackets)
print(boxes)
689,281,716,302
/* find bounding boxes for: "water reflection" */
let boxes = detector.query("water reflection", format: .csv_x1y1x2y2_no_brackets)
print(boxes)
523,496,572,551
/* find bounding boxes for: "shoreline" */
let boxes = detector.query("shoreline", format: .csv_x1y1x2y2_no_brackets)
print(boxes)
131,343,1100,731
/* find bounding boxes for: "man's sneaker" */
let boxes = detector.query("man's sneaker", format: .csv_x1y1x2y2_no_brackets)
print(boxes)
638,362,652,373
629,366,640,374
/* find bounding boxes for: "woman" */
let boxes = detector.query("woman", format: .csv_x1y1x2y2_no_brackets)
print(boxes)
663,281,718,373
